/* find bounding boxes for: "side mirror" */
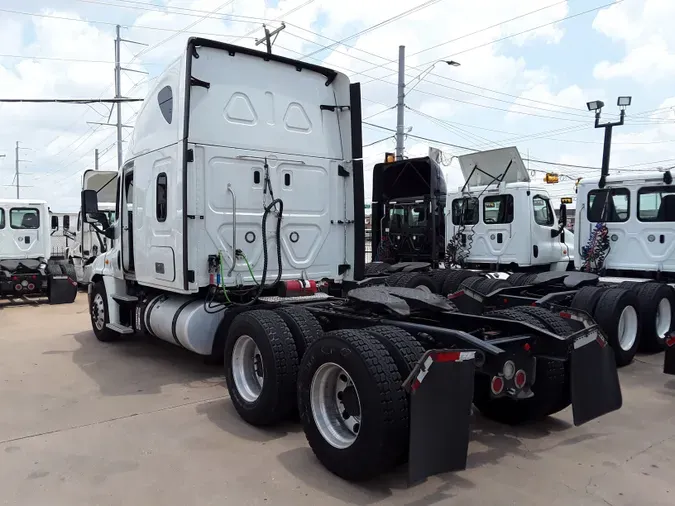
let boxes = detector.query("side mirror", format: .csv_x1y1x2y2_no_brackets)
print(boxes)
81,189,100,224
559,203,567,224
51,215,59,230
551,203,568,239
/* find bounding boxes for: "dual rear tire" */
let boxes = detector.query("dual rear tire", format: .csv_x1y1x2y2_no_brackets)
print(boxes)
223,309,422,481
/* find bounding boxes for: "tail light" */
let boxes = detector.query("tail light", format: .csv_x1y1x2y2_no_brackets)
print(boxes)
27,283,35,291
11,276,18,281
14,284,22,292
514,369,527,389
490,376,504,395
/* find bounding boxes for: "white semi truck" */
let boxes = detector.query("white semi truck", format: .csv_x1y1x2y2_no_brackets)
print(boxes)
79,38,623,483
441,146,675,365
0,199,78,303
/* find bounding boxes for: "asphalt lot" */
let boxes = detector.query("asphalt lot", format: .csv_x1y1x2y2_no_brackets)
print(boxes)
1,294,674,506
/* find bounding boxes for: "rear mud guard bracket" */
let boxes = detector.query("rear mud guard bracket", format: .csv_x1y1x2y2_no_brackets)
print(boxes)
404,349,476,485
570,330,622,426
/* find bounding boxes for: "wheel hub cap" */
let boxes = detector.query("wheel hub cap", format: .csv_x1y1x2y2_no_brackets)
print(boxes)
310,363,362,449
231,335,264,403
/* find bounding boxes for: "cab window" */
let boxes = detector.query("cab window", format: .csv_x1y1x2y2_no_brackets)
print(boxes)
451,197,479,225
638,186,675,222
483,195,514,224
587,188,629,222
533,196,554,226
10,208,40,229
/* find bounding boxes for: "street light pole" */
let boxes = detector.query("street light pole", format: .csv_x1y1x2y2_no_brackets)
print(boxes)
394,51,461,161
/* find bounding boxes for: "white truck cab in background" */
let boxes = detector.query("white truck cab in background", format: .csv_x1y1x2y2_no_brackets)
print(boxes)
0,199,77,303
575,171,675,280
445,147,574,272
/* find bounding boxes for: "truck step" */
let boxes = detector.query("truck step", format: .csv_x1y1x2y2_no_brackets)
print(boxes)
112,294,139,303
106,323,134,334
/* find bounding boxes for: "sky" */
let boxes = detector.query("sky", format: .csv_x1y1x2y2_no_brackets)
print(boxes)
1,0,675,211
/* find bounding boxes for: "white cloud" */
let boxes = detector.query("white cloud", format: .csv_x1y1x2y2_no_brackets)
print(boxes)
592,0,675,83
0,0,672,212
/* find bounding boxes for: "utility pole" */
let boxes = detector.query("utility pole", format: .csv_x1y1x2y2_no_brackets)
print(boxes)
15,142,19,198
395,45,406,161
114,25,123,172
14,142,30,198
255,23,286,54
113,25,147,170
95,148,99,171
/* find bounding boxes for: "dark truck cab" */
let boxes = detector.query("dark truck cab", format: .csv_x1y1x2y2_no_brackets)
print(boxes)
371,155,447,266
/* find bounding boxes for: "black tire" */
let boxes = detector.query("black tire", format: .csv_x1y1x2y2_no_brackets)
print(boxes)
619,281,642,290
507,272,531,286
365,262,391,276
475,278,511,295
429,269,452,292
593,289,641,367
224,310,299,426
459,276,485,291
365,325,425,380
62,261,78,282
485,308,548,329
440,269,477,295
384,272,407,287
632,282,675,353
390,272,436,293
570,286,606,316
89,281,119,342
274,306,323,358
298,329,408,481
512,306,574,336
474,358,569,425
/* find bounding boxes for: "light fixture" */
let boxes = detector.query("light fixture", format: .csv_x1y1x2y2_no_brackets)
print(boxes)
617,96,632,107
586,100,605,112
445,60,461,67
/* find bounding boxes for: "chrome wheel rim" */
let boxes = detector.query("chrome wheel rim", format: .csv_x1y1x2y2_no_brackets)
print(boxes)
92,293,105,331
656,298,672,338
618,305,639,351
231,335,264,403
310,363,362,449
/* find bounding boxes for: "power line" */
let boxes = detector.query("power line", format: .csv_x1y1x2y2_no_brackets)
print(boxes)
0,98,143,103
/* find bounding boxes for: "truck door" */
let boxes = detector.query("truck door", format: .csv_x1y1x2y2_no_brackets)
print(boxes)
480,194,516,265
530,194,567,266
635,185,675,272
7,207,42,259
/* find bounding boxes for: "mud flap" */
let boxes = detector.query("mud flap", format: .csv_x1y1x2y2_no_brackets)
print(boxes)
404,350,476,485
664,335,675,375
570,330,622,426
47,275,78,304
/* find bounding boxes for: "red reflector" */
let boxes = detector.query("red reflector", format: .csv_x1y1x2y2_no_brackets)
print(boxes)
490,376,504,395
666,335,675,348
523,343,531,352
432,351,461,362
11,276,18,281
31,275,37,280
447,290,465,300
559,312,572,319
514,369,527,389
503,298,509,304
531,302,537,306
411,378,422,392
